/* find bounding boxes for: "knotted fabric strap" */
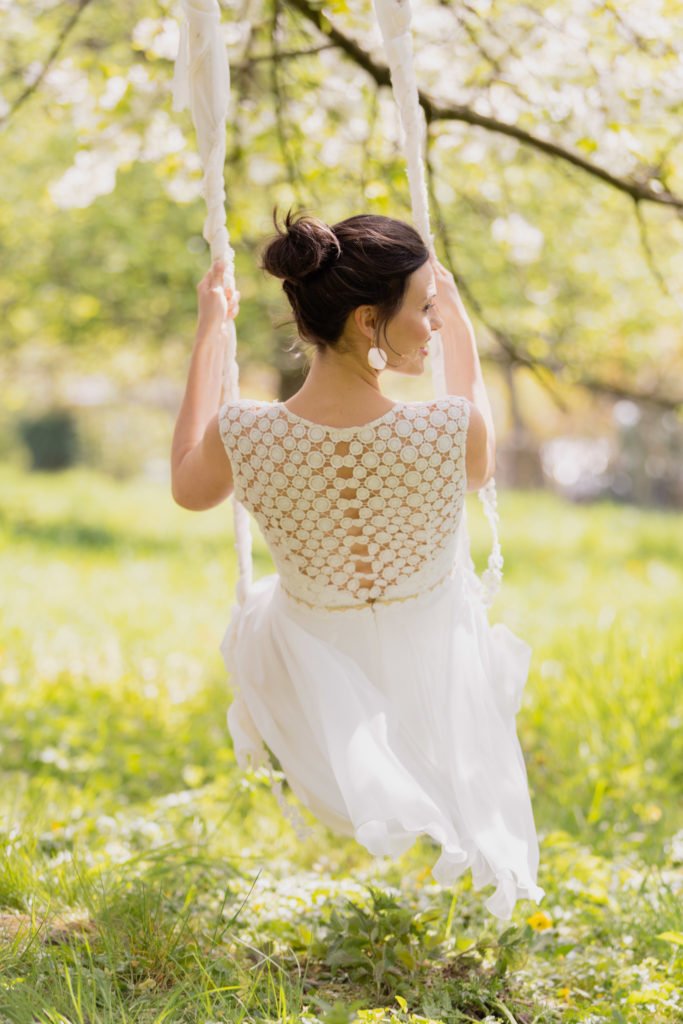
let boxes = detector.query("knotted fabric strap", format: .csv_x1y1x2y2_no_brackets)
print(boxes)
173,0,252,604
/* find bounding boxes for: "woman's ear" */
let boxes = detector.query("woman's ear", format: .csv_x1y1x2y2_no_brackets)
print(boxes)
353,304,377,342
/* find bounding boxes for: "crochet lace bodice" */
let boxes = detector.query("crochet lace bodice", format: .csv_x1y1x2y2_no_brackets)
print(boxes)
218,395,471,609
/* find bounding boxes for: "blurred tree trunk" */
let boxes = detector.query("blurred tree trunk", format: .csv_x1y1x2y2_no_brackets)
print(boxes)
497,361,544,488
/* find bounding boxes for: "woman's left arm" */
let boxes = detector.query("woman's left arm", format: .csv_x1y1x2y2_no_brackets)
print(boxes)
170,260,240,511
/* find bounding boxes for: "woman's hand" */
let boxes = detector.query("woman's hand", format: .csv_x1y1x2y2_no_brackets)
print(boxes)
196,259,240,338
429,253,473,332
429,253,463,310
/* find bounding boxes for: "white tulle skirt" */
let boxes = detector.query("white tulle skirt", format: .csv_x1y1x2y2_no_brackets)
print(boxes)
220,555,546,921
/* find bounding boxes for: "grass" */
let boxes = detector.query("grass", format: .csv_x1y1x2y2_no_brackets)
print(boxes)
0,463,681,1023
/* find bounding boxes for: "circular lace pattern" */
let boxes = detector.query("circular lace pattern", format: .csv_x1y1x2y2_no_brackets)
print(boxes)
219,397,470,608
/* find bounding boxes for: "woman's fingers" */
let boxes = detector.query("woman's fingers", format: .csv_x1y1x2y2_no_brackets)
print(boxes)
196,262,240,316
197,261,224,287
429,254,453,279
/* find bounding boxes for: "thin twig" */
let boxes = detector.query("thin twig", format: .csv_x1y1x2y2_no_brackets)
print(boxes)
633,198,683,311
0,0,96,129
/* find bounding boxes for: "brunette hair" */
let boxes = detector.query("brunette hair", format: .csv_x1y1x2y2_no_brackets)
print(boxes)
259,207,430,358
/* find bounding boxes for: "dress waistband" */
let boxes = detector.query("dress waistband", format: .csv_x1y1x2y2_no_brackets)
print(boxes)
279,568,453,613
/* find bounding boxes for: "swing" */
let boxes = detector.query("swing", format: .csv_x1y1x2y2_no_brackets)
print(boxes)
170,1,527,865
171,0,503,614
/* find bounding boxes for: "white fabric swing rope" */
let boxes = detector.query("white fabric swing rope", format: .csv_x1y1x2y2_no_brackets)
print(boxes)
373,0,503,606
172,0,253,605
173,0,311,838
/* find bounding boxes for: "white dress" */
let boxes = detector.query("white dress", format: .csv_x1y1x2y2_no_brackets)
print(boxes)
217,394,546,921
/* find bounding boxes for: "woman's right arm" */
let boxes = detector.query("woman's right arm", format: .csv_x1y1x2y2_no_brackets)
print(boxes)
430,257,496,490
170,261,240,510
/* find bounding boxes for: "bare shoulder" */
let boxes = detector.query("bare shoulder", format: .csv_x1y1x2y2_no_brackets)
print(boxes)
462,399,485,440
206,410,231,459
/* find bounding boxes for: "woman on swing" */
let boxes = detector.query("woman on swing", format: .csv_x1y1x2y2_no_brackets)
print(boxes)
171,208,545,921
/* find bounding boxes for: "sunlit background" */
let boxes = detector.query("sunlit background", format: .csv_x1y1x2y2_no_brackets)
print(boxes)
1,1,682,1020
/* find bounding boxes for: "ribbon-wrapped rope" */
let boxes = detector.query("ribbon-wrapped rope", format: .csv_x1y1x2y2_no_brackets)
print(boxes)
174,0,313,837
173,0,253,605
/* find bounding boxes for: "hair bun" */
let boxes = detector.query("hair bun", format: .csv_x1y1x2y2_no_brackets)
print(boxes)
260,206,341,286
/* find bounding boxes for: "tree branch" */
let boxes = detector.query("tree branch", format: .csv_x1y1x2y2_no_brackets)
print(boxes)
286,0,683,211
232,42,336,71
479,349,682,410
0,0,96,129
270,0,306,205
423,128,683,412
633,198,683,311
424,124,570,412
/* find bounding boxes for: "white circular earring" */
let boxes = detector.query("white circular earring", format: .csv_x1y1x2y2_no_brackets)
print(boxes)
367,344,388,370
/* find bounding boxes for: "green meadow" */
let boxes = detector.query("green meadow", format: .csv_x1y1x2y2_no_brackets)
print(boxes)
0,464,681,1023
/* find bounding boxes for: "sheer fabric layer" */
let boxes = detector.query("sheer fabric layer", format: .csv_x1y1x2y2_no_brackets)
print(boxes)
218,395,545,921
221,547,545,922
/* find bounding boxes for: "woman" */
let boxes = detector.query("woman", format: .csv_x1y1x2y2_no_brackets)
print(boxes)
171,209,545,921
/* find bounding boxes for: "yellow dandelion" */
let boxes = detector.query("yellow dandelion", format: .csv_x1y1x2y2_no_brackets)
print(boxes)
527,911,553,931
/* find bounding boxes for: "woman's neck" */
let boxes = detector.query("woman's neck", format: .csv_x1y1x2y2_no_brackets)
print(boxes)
286,343,393,416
